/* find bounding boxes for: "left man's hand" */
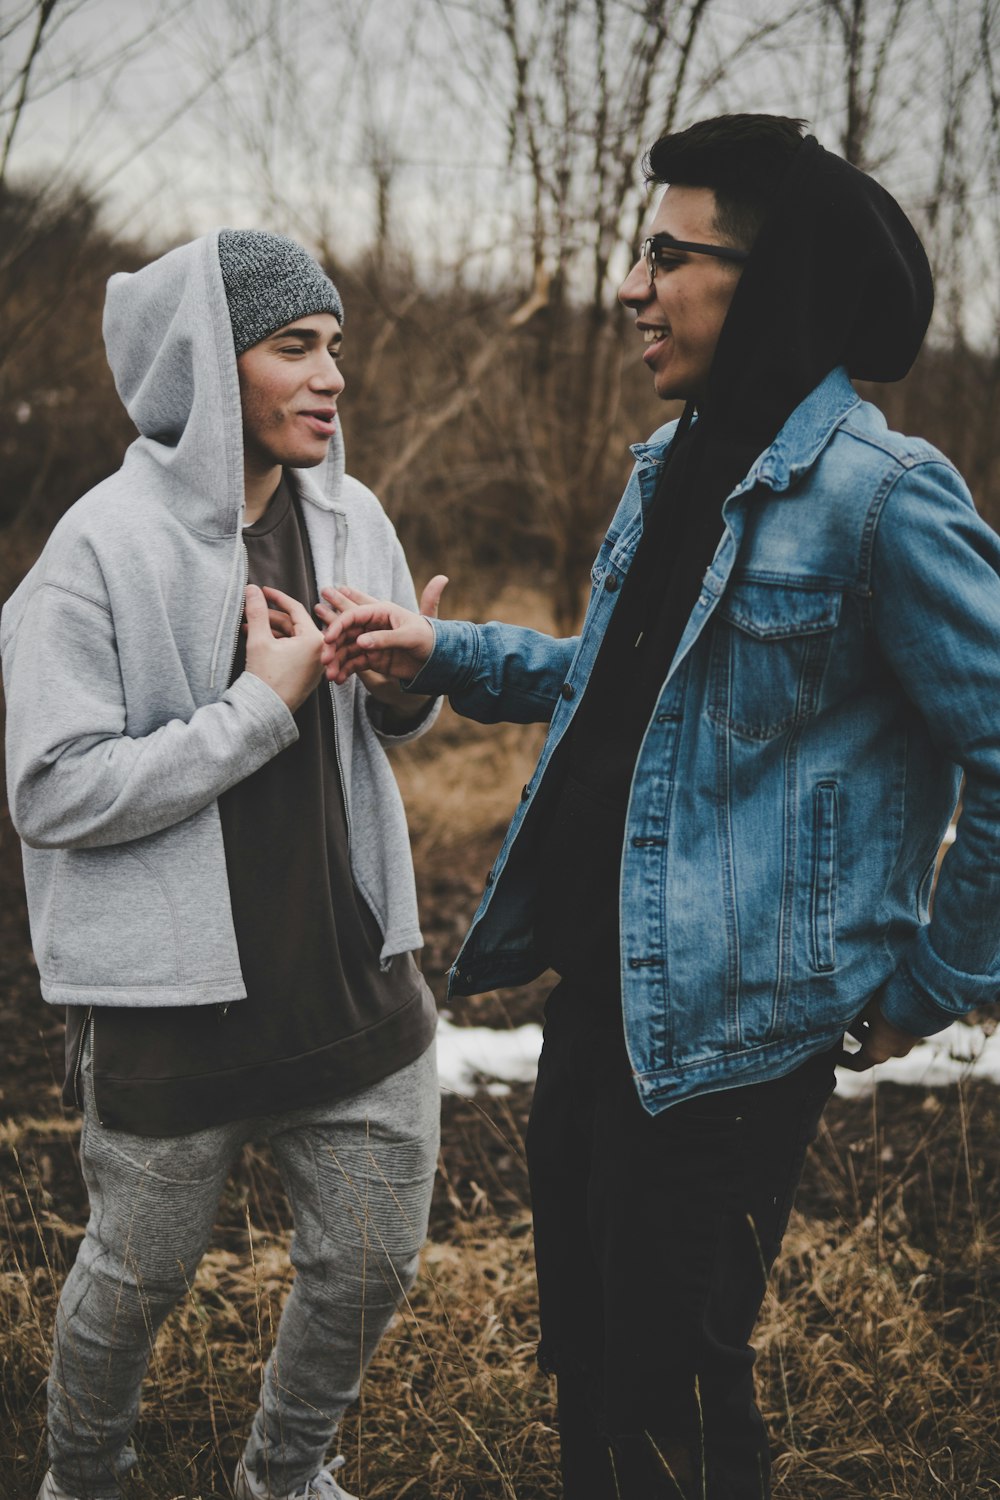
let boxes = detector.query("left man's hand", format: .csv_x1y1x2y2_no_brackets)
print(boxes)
838,996,921,1072
244,585,324,712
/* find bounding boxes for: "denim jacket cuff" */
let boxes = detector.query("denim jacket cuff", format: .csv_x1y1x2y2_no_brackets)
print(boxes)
404,619,482,697
879,935,1000,1036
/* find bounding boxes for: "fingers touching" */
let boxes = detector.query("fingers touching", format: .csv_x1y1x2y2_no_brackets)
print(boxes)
315,577,446,684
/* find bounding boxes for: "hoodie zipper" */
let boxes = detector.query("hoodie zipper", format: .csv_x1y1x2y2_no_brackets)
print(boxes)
325,509,353,851
209,530,249,692
216,540,247,1025
319,507,390,965
206,528,248,1029
225,542,249,688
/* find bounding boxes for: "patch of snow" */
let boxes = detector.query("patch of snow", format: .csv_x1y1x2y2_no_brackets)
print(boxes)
435,1014,1000,1103
436,1014,543,1097
835,1021,1000,1098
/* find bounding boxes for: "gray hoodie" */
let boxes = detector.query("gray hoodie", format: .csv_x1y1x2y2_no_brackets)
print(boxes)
2,231,439,1009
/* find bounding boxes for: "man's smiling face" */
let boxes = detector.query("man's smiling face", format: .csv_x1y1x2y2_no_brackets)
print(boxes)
619,184,744,406
237,312,345,476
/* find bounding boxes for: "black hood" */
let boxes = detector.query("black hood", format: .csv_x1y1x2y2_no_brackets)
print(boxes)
710,134,934,444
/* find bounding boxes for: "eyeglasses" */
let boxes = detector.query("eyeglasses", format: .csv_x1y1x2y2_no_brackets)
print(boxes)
642,231,749,281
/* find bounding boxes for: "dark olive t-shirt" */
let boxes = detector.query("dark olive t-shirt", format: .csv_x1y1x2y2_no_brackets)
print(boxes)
65,475,435,1134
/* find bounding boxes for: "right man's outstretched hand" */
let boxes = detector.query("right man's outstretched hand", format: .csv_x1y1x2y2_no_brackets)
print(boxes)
317,575,448,685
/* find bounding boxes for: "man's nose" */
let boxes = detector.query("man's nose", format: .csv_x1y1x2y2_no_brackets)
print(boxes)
619,256,651,307
310,354,345,394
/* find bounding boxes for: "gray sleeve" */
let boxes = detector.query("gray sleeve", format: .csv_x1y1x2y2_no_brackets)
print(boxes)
5,584,298,850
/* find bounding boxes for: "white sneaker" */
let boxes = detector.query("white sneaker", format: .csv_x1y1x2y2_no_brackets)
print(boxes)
37,1477,79,1500
233,1455,359,1500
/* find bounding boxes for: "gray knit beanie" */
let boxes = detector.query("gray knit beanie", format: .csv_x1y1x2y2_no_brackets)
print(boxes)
217,228,344,354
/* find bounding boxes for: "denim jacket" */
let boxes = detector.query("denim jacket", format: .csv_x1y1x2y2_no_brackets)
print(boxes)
412,368,1000,1111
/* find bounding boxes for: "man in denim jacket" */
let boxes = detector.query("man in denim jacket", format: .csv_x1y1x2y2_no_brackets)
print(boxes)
319,116,1000,1498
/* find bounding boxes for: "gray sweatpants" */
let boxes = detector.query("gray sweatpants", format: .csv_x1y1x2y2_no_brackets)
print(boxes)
47,1037,440,1498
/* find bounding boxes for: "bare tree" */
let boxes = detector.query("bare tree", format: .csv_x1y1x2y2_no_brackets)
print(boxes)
0,0,270,577
4,0,998,618
817,0,915,168
373,0,801,630
0,0,63,191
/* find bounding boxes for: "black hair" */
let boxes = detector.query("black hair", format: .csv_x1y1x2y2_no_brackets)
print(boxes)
644,114,807,251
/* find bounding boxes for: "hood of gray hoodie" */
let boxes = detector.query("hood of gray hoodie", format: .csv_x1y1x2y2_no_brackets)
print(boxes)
103,229,346,538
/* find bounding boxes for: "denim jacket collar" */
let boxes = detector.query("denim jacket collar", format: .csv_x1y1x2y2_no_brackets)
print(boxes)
628,366,861,505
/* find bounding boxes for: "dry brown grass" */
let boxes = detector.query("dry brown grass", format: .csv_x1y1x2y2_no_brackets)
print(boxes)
2,1128,560,1500
6,1082,1000,1499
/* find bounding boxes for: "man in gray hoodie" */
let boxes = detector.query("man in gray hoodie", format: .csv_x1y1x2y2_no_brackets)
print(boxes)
2,230,443,1500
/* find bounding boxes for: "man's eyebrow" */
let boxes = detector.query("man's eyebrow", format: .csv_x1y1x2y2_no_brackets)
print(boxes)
268,325,343,344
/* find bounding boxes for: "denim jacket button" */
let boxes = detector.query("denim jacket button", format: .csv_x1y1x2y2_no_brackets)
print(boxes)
521,784,531,802
605,574,619,592
560,682,575,700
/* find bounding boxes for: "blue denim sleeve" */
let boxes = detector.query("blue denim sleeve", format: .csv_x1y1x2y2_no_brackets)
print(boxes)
406,618,579,725
872,459,1000,1033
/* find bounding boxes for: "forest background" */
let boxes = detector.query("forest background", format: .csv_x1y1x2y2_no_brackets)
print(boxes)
3,0,1000,1495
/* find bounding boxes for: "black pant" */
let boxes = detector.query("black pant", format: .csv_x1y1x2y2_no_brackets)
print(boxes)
525,984,836,1500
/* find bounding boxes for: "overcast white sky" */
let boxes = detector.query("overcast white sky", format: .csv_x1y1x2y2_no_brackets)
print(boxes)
3,0,996,330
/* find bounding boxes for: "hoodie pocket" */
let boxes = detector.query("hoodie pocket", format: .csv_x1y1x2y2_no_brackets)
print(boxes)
44,846,180,988
809,781,840,973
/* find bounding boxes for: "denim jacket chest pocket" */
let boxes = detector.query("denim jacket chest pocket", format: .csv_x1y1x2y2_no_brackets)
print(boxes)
707,580,843,741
